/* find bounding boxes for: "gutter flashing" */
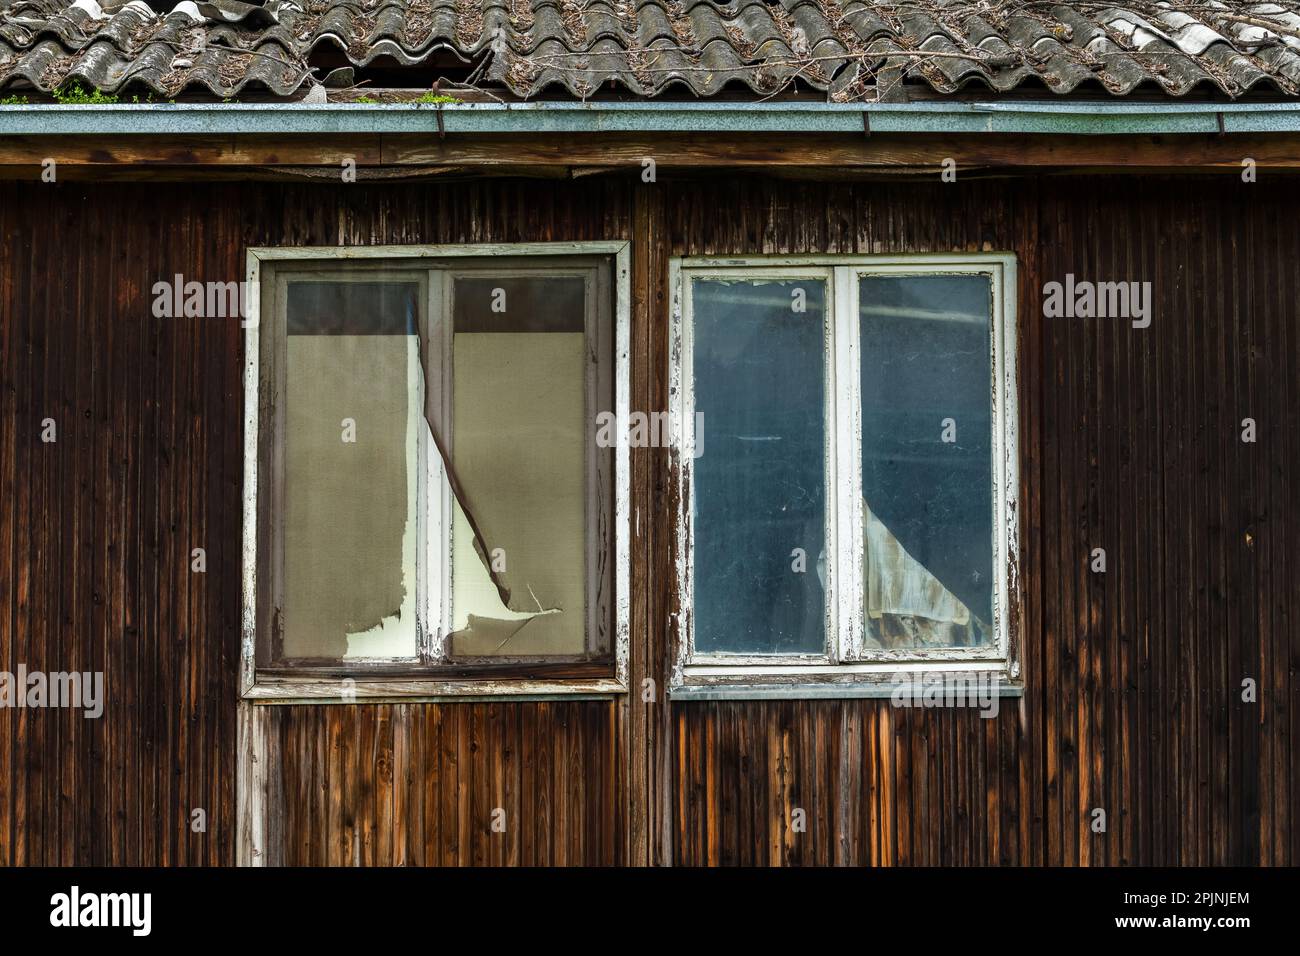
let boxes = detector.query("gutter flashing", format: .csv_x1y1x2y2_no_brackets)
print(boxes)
0,100,1298,136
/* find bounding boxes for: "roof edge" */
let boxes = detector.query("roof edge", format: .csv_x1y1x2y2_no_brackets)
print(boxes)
3,101,1300,136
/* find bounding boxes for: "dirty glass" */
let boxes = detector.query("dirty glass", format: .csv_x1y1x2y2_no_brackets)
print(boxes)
858,274,993,650
447,276,588,658
692,278,827,655
282,280,422,661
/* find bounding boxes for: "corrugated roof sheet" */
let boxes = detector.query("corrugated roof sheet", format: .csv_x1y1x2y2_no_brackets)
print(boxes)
1,0,1299,101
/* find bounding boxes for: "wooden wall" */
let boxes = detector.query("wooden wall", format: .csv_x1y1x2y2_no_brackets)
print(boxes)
0,180,633,866
0,174,1295,865
268,702,618,866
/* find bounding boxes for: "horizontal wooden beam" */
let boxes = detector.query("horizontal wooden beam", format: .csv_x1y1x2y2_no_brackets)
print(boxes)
0,133,1297,176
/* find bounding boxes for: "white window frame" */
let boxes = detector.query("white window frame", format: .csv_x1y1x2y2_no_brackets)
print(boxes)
240,242,632,702
669,254,1020,696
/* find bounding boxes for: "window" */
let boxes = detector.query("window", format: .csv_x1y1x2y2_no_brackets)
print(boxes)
241,245,630,700
670,256,1018,693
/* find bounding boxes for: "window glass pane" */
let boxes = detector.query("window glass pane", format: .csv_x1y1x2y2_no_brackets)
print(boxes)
447,276,588,658
858,274,993,650
282,280,422,661
692,278,827,655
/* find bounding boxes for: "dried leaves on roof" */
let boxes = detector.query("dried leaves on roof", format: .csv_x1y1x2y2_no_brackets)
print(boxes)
1,0,1298,101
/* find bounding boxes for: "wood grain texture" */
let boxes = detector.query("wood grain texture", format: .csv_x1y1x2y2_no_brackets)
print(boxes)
265,701,617,866
3,134,1300,173
0,181,243,864
0,174,1294,865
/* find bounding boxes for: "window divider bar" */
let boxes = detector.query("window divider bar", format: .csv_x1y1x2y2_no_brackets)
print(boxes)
832,266,865,663
423,269,448,664
821,268,840,664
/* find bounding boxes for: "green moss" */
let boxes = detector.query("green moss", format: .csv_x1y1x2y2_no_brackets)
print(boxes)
51,81,121,105
415,91,460,104
0,94,29,105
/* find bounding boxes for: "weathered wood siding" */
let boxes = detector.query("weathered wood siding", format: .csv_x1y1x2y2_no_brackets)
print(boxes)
0,181,634,866
0,183,247,864
0,175,1295,866
268,702,618,866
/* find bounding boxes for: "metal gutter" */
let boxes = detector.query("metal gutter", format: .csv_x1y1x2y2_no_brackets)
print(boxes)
1,100,1299,136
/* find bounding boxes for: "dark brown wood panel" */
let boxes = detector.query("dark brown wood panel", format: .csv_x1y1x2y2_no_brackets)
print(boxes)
0,182,245,864
267,701,617,866
0,173,1295,866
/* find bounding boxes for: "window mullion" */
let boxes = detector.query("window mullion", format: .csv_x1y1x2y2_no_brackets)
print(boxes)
832,266,864,663
423,268,449,664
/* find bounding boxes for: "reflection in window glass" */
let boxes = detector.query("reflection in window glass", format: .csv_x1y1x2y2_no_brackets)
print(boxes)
692,278,826,655
858,275,993,649
283,281,422,661
448,276,588,658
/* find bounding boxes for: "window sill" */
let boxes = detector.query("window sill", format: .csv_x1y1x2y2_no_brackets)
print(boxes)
244,674,627,704
670,681,1023,703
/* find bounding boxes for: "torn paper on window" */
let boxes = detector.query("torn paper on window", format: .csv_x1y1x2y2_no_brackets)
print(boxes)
279,276,591,664
284,314,421,661
862,501,990,649
442,328,585,657
857,272,995,651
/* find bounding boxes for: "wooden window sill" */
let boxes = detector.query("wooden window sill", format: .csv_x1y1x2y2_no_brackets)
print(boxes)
245,667,625,703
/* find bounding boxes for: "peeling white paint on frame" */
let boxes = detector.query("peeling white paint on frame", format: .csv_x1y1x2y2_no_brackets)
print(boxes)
240,242,631,701
668,253,1021,696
